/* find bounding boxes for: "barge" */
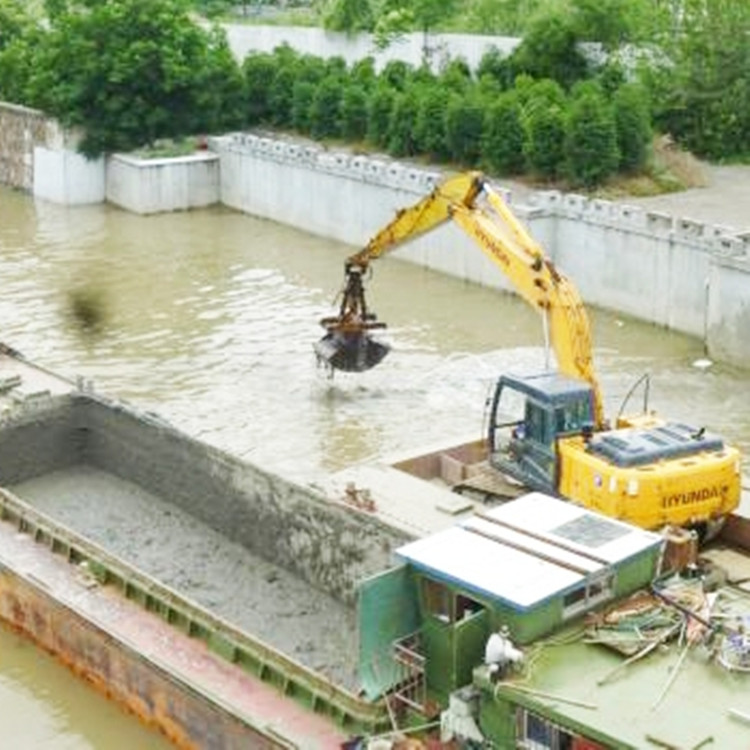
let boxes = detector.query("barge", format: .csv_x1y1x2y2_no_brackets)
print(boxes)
0,347,749,749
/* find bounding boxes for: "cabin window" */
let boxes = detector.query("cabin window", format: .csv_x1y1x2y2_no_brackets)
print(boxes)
562,573,614,618
562,585,586,612
516,708,577,749
421,578,453,623
456,593,484,622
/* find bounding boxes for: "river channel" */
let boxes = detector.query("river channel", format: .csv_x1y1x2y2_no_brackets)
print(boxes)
1,184,750,746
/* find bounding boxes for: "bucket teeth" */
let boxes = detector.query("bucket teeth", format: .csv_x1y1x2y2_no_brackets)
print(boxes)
314,332,390,373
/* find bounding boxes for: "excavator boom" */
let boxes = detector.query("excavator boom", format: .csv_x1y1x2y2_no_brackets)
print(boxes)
316,171,604,428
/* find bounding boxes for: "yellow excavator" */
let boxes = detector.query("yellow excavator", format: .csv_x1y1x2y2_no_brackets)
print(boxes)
315,171,740,535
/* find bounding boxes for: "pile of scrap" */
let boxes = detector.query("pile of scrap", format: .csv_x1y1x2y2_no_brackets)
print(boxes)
584,589,683,661
586,564,750,683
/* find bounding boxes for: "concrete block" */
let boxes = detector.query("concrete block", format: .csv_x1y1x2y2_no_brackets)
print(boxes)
676,217,705,239
33,146,105,205
529,190,562,211
588,198,614,222
646,210,673,235
713,235,745,257
562,193,587,217
106,153,219,215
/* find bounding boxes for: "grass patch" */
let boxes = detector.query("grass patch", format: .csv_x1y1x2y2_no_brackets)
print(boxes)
590,135,708,199
131,137,206,160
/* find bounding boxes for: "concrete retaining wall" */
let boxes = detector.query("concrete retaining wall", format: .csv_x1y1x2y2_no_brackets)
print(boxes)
221,24,520,72
211,132,750,365
0,102,51,191
0,101,105,202
106,152,221,214
0,394,409,604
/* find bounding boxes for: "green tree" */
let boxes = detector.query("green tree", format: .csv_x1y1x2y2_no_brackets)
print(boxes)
340,83,369,141
482,90,525,175
444,93,484,166
322,0,374,33
27,0,241,157
351,56,377,89
297,53,328,85
268,66,299,127
613,82,651,173
569,0,653,50
510,10,590,90
374,0,458,62
522,81,568,179
243,52,277,125
367,84,396,147
0,0,41,104
414,84,448,159
379,59,412,91
386,90,419,156
195,26,245,133
565,82,619,187
309,75,343,139
462,0,548,35
291,80,315,133
477,45,515,91
0,0,31,51
438,57,473,94
646,0,750,159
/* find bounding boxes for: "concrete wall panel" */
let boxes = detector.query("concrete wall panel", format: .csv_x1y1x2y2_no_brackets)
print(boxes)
106,153,220,214
707,255,750,366
222,24,520,72
34,146,105,205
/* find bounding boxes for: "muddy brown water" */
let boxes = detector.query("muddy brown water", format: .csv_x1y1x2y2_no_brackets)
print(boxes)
2,185,750,746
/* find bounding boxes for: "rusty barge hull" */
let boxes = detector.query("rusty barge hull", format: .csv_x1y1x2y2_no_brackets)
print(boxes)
0,520,299,749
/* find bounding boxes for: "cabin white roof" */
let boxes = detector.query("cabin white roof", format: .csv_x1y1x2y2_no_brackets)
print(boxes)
395,492,663,610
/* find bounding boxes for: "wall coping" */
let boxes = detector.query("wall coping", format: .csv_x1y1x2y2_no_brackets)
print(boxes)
213,132,749,259
111,151,220,168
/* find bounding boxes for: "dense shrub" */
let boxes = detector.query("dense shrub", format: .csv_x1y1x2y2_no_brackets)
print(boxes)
351,56,377,88
340,83,369,141
613,83,651,173
297,53,328,85
243,52,276,125
444,93,484,166
482,91,525,175
268,66,299,127
414,85,448,160
380,60,413,91
477,46,515,90
367,84,396,148
310,76,343,139
387,90,419,157
645,0,750,160
291,80,315,132
523,86,568,179
510,11,590,90
565,83,619,187
439,57,473,94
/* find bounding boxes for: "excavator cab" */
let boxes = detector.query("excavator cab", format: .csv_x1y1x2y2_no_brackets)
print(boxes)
488,372,595,494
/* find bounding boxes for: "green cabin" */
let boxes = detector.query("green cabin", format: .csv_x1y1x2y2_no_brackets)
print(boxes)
358,493,664,711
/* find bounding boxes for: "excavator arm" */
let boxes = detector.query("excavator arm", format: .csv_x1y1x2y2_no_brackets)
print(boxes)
316,171,604,428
